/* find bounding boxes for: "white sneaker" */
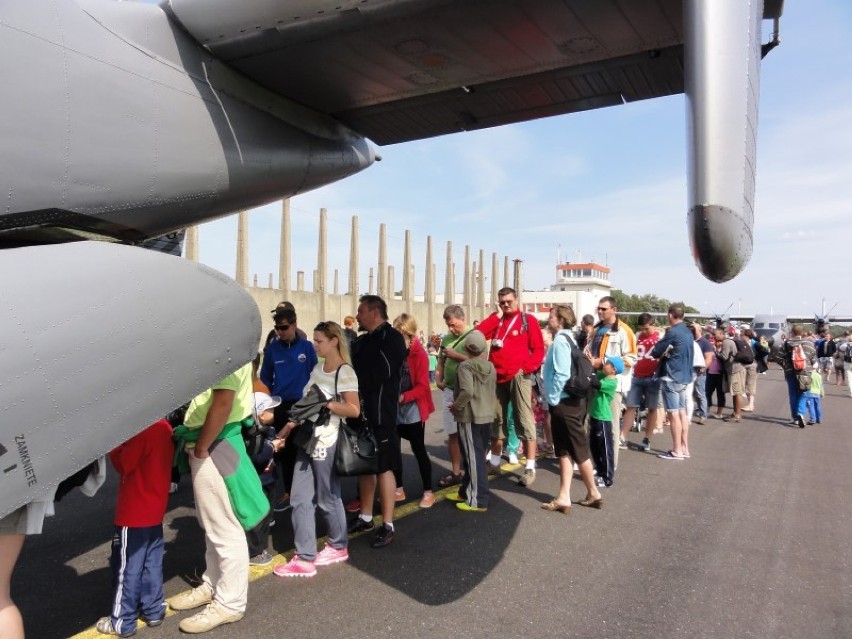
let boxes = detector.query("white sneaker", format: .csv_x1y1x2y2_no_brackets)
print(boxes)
508,453,519,465
178,602,243,634
169,584,213,611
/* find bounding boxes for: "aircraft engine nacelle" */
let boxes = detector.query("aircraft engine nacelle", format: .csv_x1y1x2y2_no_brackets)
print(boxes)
0,242,261,518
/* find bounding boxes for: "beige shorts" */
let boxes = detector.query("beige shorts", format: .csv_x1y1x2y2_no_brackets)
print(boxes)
730,369,747,397
491,371,535,441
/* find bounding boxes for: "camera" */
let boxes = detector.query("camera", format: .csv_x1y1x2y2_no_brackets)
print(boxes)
491,338,503,349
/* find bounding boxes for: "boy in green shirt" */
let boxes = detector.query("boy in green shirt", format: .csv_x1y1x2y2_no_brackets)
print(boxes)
589,356,624,488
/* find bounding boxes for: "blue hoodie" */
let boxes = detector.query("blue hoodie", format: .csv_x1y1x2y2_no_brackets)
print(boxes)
260,336,317,401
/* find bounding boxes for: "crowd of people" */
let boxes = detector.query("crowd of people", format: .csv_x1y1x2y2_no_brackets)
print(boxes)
3,292,850,638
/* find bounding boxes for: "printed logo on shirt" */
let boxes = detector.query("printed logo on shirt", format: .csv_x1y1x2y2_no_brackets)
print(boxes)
298,354,307,363
312,445,327,460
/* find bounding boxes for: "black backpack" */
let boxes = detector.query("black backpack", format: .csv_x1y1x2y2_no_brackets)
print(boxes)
733,337,755,365
562,333,596,398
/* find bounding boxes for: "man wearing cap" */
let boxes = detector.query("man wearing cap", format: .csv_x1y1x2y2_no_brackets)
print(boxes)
476,287,545,487
264,301,307,346
260,307,317,506
651,304,696,460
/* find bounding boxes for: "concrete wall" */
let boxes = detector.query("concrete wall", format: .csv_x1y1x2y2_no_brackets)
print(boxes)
247,287,491,350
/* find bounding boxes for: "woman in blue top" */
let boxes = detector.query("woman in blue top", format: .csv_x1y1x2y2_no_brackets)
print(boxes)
540,305,602,513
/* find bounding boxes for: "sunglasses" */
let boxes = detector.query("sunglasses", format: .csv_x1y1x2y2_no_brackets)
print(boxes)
275,324,291,331
498,300,514,306
597,306,612,312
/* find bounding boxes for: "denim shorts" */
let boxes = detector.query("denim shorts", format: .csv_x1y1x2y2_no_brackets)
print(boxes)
626,376,661,410
661,380,687,412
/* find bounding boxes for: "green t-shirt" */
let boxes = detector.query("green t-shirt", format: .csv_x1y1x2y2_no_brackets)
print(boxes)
440,329,474,388
185,363,254,431
589,372,617,421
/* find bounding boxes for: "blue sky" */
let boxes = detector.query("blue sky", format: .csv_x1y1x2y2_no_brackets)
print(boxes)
195,0,852,319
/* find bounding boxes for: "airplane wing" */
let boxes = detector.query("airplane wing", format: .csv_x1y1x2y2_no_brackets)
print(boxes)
163,0,687,146
163,0,782,146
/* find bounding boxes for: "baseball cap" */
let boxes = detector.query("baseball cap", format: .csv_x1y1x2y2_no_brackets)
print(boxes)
254,392,282,414
464,331,487,355
604,355,625,375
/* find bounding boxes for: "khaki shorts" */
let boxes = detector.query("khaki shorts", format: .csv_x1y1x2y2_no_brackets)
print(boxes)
491,371,535,441
730,369,747,397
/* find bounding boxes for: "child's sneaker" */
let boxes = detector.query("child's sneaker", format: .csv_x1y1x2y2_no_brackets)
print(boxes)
96,617,136,637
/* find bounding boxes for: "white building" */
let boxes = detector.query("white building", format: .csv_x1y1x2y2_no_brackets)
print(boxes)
521,261,612,323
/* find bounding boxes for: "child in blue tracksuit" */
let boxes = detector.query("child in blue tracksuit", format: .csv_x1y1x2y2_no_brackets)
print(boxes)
97,420,174,637
805,365,824,425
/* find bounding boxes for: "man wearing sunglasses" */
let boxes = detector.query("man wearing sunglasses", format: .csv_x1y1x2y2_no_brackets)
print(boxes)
260,307,318,506
477,287,545,487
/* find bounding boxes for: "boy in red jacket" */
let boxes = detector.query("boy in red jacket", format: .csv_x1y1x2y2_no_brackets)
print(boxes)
96,419,174,637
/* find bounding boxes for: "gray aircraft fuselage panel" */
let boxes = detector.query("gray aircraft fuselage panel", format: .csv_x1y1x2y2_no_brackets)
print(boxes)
0,0,377,246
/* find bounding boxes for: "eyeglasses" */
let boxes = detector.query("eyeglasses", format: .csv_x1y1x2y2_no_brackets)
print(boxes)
498,299,514,306
275,324,291,331
597,306,611,312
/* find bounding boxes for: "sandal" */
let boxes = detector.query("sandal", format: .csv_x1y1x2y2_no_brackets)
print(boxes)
541,500,571,514
437,473,463,488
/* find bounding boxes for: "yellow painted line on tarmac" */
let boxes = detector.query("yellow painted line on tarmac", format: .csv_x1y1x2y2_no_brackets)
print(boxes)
69,462,521,638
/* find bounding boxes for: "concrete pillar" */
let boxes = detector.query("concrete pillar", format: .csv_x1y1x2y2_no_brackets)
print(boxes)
297,271,305,291
477,248,486,320
235,210,249,286
491,252,499,315
378,224,387,300
463,245,471,320
279,199,291,295
425,236,434,303
268,273,273,288
368,267,374,295
349,216,359,313
333,269,339,295
403,230,412,300
317,208,328,320
504,256,510,290
185,225,198,262
444,241,454,307
387,265,395,300
403,230,412,312
513,259,523,306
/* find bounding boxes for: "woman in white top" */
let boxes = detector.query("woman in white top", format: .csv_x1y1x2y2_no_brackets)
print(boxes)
273,321,361,578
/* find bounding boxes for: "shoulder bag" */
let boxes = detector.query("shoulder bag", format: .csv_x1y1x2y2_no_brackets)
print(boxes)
333,364,379,477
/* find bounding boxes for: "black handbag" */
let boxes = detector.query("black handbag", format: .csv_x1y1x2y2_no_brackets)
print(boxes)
333,365,379,477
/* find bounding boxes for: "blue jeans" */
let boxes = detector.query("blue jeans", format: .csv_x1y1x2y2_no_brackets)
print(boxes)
784,374,808,418
805,393,822,423
693,372,708,417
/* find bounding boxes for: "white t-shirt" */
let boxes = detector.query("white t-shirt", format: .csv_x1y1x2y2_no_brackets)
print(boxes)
302,362,359,448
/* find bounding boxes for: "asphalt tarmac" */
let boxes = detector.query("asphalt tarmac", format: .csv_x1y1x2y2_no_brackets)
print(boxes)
13,368,852,639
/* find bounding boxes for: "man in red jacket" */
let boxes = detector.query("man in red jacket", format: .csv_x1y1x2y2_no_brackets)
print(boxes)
476,287,545,487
